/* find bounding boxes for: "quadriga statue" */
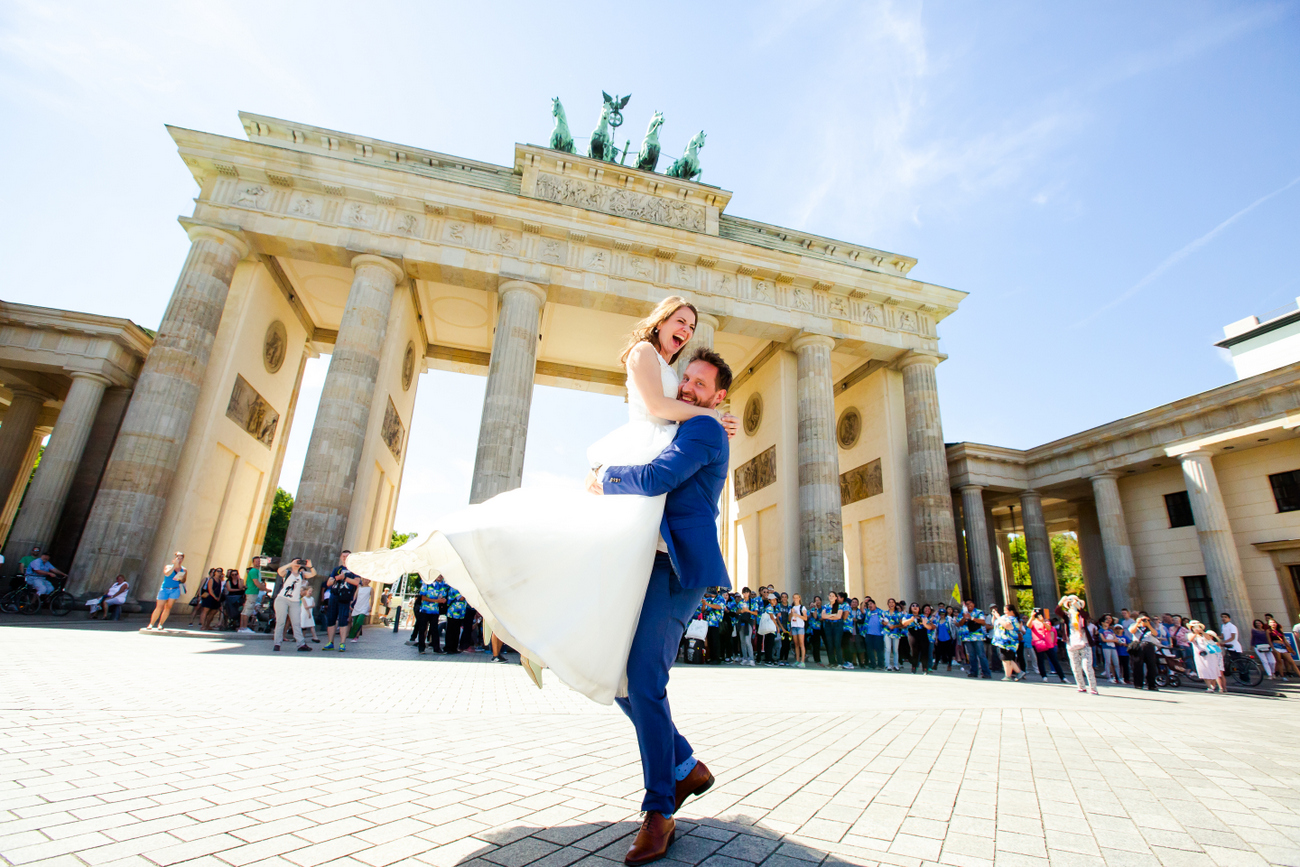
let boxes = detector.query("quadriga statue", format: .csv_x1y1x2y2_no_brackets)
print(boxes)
666,130,706,181
635,111,664,173
549,97,575,153
588,91,630,162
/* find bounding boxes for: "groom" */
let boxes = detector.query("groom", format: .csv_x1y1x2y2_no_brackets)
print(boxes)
588,346,733,865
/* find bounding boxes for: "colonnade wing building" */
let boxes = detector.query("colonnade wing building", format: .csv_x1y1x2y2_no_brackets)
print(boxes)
2,112,963,606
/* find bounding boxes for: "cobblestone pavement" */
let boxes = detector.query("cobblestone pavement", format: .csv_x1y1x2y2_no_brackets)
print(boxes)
2,620,1299,867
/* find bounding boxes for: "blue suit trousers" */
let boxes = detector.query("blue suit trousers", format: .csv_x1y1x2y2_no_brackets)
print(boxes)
615,552,705,815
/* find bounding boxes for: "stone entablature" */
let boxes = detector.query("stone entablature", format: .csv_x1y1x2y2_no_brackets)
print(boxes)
175,115,961,359
0,302,152,389
947,361,1300,492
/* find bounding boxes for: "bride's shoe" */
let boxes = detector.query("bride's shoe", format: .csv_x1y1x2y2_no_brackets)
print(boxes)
522,655,544,690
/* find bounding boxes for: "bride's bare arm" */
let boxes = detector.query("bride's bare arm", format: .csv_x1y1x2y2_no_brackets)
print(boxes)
628,343,720,423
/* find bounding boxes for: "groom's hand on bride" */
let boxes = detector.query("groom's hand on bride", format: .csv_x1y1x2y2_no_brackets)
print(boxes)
721,413,739,439
584,469,604,496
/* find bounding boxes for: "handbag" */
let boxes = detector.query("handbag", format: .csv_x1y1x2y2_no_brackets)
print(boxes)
685,619,709,641
758,613,776,636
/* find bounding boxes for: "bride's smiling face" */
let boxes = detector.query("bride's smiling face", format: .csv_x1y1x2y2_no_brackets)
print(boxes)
654,306,696,359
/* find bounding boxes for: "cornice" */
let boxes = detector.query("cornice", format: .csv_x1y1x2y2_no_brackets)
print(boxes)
168,125,965,325
0,301,154,358
169,129,958,354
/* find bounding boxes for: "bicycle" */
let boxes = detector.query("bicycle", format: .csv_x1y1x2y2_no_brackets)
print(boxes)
1225,649,1263,688
8,576,74,617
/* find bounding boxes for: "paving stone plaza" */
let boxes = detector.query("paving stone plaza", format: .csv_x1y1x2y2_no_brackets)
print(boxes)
2,622,1298,867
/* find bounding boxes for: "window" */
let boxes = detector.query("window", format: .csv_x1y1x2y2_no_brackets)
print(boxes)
1164,491,1194,528
1269,470,1300,513
1183,575,1214,625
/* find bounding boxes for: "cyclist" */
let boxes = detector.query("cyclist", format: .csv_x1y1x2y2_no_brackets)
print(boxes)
24,552,65,597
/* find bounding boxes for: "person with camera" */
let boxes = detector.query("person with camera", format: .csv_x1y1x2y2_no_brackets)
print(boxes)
146,553,187,630
323,551,360,652
1189,620,1226,693
272,557,315,652
1127,614,1162,691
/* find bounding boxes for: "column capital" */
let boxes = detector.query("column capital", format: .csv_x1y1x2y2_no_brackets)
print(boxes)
4,385,50,403
959,484,985,494
498,280,547,306
66,371,114,388
896,351,942,371
791,332,835,353
694,311,721,331
350,254,404,282
1089,471,1119,482
185,224,249,260
1176,449,1215,462
1019,489,1043,502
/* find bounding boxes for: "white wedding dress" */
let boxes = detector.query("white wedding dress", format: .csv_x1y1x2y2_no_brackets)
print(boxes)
346,353,681,705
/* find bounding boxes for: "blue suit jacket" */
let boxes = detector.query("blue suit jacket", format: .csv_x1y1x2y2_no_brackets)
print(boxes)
603,416,731,590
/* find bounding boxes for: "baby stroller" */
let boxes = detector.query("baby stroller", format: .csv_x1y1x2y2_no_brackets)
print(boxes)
249,595,274,634
1154,646,1187,688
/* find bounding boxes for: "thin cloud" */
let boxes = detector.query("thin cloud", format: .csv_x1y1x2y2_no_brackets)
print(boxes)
1074,175,1300,329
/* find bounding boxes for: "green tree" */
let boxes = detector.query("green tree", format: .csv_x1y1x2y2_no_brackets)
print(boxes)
390,530,418,548
1052,532,1086,601
261,488,293,558
1007,535,1034,613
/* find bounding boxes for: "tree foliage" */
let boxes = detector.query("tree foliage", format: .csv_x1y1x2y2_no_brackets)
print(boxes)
1052,532,1087,601
1006,532,1086,610
390,530,418,548
262,487,293,558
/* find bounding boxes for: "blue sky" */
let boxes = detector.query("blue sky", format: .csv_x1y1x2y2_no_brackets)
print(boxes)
3,1,1298,533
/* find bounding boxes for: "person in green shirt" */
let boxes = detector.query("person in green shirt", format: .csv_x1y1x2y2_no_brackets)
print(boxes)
240,556,269,633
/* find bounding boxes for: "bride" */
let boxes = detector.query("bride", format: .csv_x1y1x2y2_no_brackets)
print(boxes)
346,296,736,705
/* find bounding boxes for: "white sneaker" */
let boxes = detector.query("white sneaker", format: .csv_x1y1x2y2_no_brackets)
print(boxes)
237,627,253,634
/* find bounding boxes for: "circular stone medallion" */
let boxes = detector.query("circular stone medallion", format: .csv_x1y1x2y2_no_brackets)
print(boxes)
402,341,416,391
263,320,287,374
837,407,862,450
743,393,763,436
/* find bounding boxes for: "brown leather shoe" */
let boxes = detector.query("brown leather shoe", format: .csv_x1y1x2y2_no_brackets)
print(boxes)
624,811,675,866
674,759,714,812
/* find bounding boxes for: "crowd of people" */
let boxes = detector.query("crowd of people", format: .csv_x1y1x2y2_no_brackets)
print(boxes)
133,550,380,652
15,538,1299,696
685,585,1300,692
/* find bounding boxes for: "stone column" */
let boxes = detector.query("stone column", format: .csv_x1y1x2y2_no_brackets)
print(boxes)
48,386,134,570
674,311,719,378
1090,473,1141,612
899,354,961,604
960,485,998,608
71,226,248,593
0,426,49,563
985,503,1004,606
3,373,111,567
1019,491,1058,611
792,333,844,601
1180,450,1252,620
0,389,46,513
951,492,970,600
1075,498,1114,615
469,280,546,504
281,255,404,567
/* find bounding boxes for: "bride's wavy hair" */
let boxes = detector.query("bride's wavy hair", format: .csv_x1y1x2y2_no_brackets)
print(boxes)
619,296,698,365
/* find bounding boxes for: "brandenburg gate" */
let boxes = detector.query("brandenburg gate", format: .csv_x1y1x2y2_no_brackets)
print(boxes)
40,109,965,606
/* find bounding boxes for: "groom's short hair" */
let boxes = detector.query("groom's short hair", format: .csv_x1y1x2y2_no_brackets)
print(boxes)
687,347,732,392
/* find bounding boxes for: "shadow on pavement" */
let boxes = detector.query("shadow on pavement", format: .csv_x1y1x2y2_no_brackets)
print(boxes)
445,818,855,867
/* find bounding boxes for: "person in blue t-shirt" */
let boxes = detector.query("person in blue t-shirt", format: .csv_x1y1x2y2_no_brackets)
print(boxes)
860,599,884,670
703,589,727,665
807,596,823,665
959,599,992,678
934,606,957,671
442,583,470,654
